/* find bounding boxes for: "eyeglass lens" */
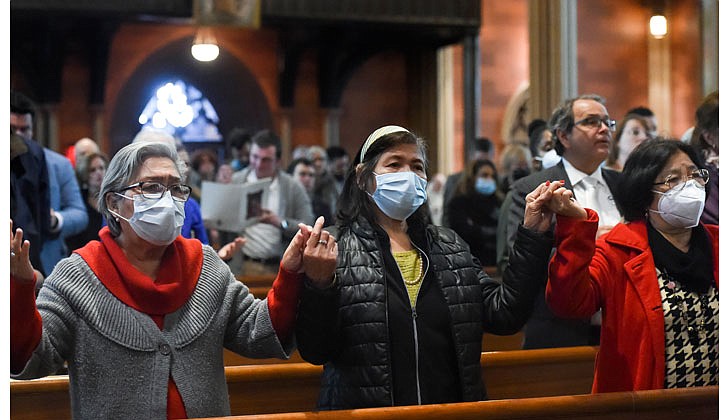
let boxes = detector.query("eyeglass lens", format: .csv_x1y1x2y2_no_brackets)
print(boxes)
132,182,191,201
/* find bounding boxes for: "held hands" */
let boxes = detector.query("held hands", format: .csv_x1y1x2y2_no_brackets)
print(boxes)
10,220,35,283
280,216,337,288
523,181,587,232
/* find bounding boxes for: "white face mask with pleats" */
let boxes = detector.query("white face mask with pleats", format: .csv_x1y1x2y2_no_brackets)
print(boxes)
110,191,185,245
649,180,706,228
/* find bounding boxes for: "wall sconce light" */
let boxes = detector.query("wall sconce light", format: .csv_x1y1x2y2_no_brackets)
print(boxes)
649,14,668,39
191,27,219,62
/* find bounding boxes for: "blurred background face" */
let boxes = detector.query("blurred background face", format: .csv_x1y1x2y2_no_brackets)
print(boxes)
249,143,278,179
235,143,251,166
216,164,233,184
198,155,216,179
618,118,651,166
330,155,350,178
537,130,553,157
292,162,316,192
10,112,33,140
87,156,107,192
310,152,326,175
75,138,99,161
476,164,495,181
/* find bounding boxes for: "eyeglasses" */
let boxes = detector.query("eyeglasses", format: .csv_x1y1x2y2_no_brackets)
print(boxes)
652,168,710,191
118,181,191,202
574,116,617,132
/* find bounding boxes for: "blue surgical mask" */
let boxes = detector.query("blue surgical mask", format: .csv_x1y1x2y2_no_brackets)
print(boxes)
110,191,186,245
475,177,496,196
231,159,246,172
370,171,428,221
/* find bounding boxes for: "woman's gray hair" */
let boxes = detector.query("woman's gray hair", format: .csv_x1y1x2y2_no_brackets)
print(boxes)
99,141,184,236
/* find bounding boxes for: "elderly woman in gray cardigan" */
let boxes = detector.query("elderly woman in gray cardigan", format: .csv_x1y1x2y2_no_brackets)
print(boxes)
10,141,337,419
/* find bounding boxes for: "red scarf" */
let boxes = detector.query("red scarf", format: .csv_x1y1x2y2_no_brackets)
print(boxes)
75,227,203,419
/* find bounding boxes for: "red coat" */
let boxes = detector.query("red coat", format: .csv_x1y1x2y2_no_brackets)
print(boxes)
546,209,719,393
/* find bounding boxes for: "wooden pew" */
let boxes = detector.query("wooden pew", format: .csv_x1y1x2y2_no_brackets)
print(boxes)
237,273,277,299
482,346,595,399
10,346,597,419
200,386,719,420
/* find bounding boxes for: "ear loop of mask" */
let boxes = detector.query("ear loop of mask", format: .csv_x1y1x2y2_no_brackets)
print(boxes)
108,192,133,222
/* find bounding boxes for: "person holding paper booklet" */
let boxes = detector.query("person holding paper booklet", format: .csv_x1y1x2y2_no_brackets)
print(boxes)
10,140,338,419
230,129,314,275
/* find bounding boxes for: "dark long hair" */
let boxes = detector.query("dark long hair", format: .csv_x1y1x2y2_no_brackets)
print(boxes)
336,130,429,228
615,138,706,222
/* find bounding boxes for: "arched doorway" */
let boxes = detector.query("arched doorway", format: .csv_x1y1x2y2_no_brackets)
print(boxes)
108,35,273,159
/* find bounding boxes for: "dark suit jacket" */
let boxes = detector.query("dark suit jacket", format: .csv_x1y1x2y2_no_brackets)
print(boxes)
504,160,621,349
11,137,51,273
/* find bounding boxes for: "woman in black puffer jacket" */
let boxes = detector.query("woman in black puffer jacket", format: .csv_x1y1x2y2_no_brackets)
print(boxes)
296,125,559,410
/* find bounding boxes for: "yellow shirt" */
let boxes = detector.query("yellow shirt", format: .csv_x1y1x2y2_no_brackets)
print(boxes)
392,249,423,308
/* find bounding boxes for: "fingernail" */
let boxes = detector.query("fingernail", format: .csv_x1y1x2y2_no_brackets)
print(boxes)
559,180,565,183
545,181,550,186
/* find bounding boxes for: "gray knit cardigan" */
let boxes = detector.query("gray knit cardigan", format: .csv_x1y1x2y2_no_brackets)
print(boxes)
12,245,292,419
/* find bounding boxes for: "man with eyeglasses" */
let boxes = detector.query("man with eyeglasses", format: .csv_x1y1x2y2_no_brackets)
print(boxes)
503,93,622,349
11,91,88,278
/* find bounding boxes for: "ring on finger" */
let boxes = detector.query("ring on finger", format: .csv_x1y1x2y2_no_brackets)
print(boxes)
317,240,327,245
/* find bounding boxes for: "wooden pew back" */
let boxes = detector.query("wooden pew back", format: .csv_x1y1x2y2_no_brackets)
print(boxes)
11,346,596,419
199,386,719,420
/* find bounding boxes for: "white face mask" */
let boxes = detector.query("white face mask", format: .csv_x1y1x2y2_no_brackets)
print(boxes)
541,149,562,169
649,180,706,228
110,191,186,245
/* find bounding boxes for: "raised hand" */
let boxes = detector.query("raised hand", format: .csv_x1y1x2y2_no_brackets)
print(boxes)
280,216,338,288
301,216,338,288
10,220,35,283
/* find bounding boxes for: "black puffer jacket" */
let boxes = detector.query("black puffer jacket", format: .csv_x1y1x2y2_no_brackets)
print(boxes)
295,217,552,410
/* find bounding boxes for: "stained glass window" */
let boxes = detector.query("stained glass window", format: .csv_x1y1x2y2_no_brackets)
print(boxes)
138,80,222,143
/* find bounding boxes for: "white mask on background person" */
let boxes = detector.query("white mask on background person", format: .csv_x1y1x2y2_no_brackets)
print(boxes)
541,149,561,169
369,171,427,221
650,180,706,228
110,191,186,245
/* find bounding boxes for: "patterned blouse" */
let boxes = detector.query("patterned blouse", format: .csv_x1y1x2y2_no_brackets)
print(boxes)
658,269,719,388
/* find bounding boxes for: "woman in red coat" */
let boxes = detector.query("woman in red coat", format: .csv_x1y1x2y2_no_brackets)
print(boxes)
543,138,718,393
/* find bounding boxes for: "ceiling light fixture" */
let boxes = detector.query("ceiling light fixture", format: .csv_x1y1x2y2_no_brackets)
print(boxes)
191,27,219,62
649,14,667,39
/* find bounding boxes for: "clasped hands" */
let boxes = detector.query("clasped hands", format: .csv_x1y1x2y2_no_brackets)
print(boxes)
280,216,337,289
523,181,588,232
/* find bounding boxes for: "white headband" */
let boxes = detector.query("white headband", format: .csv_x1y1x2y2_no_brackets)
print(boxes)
360,125,411,163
